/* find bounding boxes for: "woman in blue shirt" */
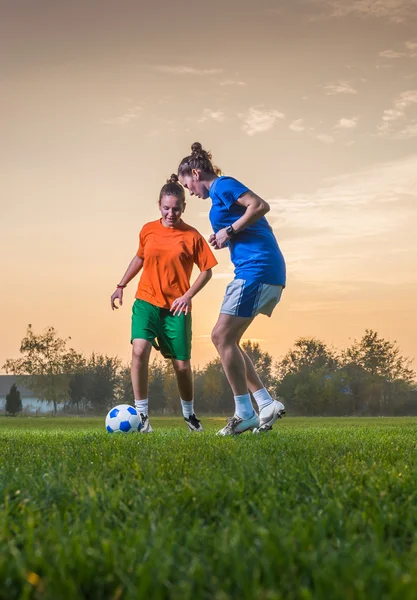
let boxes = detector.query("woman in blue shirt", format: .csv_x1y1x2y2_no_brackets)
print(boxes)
177,142,286,436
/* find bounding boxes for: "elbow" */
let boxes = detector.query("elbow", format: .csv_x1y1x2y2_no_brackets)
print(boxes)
262,201,270,216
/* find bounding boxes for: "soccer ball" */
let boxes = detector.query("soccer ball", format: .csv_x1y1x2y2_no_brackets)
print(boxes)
105,404,142,433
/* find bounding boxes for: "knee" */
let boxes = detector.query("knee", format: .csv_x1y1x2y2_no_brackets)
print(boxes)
132,345,149,363
211,326,229,350
172,360,191,375
211,326,221,349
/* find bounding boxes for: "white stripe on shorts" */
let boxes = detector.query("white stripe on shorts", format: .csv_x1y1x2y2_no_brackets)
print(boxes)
220,279,284,318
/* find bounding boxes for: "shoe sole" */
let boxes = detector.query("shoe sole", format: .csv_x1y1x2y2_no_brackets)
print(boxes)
216,423,259,436
139,427,153,433
186,425,204,432
253,408,286,434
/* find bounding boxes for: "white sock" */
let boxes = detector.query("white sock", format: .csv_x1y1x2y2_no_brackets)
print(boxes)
135,399,148,416
181,399,194,418
253,388,274,413
234,394,254,419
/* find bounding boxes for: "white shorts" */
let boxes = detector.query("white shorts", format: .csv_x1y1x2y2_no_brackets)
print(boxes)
220,279,284,318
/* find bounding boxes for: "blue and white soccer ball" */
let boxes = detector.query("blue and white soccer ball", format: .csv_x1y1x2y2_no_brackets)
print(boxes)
105,404,142,433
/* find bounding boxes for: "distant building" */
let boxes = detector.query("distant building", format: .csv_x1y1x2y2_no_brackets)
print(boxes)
0,375,63,414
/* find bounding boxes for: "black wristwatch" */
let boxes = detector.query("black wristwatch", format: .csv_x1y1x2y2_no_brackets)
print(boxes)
225,225,236,238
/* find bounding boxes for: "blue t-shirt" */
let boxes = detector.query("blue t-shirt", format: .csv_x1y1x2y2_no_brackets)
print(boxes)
209,176,286,286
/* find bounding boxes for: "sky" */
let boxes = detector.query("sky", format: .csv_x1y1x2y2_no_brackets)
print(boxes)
1,0,417,373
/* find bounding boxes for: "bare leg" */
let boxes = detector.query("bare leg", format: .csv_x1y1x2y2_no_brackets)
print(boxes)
131,339,152,399
240,350,264,393
171,359,193,402
211,314,255,396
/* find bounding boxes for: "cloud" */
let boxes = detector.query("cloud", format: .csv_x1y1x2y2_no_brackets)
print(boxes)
310,0,417,23
379,49,406,58
378,90,417,136
379,42,417,59
335,117,359,129
152,65,223,75
219,80,247,86
406,40,417,51
324,81,357,95
395,90,417,108
394,121,417,139
198,109,226,123
267,153,417,283
316,134,335,143
240,107,285,136
103,105,142,126
289,119,305,132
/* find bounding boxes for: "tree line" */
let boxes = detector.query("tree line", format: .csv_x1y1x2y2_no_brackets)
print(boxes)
3,325,416,416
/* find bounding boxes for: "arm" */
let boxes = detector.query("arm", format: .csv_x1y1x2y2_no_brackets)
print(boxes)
111,255,144,310
170,269,213,316
209,191,270,250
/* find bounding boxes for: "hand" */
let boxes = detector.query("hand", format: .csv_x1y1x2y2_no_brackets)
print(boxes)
111,288,123,310
208,233,218,248
209,229,229,250
170,293,192,316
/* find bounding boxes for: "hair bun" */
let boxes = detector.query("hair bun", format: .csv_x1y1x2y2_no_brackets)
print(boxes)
191,141,213,161
191,142,203,155
167,173,179,184
178,143,220,177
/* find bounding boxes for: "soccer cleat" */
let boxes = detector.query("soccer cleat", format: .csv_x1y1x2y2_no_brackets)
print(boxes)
139,413,153,433
253,400,285,433
184,413,203,432
216,412,259,436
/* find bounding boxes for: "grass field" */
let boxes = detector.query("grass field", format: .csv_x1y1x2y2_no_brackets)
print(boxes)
1,416,416,600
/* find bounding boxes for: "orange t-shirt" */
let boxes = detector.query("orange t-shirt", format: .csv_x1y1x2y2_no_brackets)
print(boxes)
136,219,218,310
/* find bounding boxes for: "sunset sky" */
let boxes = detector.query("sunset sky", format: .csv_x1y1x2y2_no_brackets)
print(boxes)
1,0,417,373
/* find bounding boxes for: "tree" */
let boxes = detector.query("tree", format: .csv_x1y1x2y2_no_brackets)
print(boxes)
241,340,274,390
336,362,372,415
115,364,134,406
67,353,88,414
5,384,22,416
200,358,234,414
148,358,170,412
343,329,415,383
84,353,121,413
3,325,75,414
275,338,340,415
163,362,181,414
341,330,415,415
276,337,340,380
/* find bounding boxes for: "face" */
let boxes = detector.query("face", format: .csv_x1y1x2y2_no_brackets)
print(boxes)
159,194,185,228
179,171,210,199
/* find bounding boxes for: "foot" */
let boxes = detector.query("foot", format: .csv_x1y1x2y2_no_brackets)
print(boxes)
139,413,153,433
184,413,203,432
253,400,285,433
216,412,259,436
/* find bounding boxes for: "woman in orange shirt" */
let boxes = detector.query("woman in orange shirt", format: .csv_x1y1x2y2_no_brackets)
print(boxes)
111,175,217,433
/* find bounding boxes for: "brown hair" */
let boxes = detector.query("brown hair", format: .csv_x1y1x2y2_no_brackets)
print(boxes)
159,174,186,206
177,142,222,177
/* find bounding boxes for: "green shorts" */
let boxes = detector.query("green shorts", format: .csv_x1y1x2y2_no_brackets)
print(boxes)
131,299,192,361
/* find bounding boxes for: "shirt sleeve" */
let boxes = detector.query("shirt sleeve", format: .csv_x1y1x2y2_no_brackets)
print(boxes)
137,228,145,259
193,235,218,271
214,177,250,209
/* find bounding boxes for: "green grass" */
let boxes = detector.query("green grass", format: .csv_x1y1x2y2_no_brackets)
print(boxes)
1,417,417,599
